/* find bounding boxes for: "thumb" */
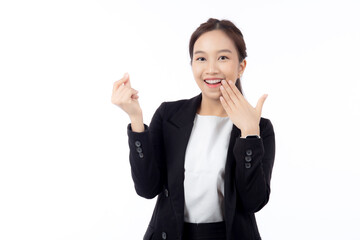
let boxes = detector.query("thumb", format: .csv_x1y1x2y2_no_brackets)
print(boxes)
124,72,131,87
255,94,268,114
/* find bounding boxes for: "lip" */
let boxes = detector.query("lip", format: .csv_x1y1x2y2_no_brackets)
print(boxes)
203,78,223,88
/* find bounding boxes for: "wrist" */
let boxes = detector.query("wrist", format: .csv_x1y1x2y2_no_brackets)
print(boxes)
130,115,144,133
130,122,144,133
129,113,143,123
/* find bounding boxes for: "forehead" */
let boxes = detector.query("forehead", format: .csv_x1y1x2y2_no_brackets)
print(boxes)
193,30,237,53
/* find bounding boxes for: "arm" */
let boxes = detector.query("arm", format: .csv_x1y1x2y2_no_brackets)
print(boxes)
127,102,166,199
111,73,166,199
219,79,275,212
233,119,275,213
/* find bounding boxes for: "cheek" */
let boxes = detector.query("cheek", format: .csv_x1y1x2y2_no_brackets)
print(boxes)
192,65,203,78
221,64,237,77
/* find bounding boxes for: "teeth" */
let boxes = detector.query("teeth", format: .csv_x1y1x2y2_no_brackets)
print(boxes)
205,79,222,84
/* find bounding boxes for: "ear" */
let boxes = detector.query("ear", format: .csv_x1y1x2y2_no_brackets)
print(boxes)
238,59,247,77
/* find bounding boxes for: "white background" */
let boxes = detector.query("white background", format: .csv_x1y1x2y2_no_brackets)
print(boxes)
1,0,360,239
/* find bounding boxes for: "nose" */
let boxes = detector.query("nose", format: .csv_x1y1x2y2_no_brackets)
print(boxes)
205,59,219,74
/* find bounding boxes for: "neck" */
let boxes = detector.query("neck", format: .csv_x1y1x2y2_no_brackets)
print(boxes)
197,94,227,117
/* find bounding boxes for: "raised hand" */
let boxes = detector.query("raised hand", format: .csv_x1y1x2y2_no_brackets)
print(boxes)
111,73,144,132
219,80,267,138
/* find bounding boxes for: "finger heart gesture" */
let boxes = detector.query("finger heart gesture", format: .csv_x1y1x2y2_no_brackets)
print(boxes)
219,80,268,138
111,73,142,119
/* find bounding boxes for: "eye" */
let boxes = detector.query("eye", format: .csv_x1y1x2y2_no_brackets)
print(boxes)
196,57,206,61
219,56,229,60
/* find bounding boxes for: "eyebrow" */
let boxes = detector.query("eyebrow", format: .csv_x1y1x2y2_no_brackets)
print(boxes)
194,49,232,55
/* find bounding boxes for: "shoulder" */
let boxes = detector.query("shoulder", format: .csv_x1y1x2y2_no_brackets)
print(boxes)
161,98,189,112
155,94,201,118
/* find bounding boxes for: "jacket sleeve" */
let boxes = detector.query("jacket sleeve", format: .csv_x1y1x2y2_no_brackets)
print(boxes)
233,118,276,213
126,102,166,199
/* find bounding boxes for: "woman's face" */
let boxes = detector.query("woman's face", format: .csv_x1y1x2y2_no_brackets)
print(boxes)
191,29,246,102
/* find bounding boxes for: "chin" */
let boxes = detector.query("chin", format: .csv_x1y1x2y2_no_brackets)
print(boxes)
201,91,222,101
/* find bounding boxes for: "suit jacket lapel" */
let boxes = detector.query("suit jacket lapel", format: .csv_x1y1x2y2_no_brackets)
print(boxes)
224,125,241,234
163,94,202,233
168,93,202,128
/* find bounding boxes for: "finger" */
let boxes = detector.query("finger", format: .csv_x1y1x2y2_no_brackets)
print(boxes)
219,96,231,113
255,94,268,114
220,85,234,110
113,73,130,93
131,89,139,99
115,84,127,96
124,73,131,87
221,80,237,106
115,78,132,96
122,88,138,102
228,80,244,101
132,94,139,100
117,72,130,85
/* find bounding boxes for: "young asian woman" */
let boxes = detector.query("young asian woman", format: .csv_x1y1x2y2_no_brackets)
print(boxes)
111,18,276,240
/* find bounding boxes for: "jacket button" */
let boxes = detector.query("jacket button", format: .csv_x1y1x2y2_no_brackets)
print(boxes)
245,156,252,162
135,141,141,147
164,188,169,197
245,163,251,169
246,149,252,156
136,147,142,153
139,152,144,158
162,232,167,239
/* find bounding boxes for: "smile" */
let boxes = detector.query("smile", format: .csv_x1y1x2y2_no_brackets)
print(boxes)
204,79,223,88
204,79,222,84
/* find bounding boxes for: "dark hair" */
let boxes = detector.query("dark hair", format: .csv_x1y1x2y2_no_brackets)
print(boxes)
189,18,247,93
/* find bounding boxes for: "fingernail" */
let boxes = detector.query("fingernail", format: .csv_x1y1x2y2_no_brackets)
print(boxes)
229,80,233,85
221,80,226,84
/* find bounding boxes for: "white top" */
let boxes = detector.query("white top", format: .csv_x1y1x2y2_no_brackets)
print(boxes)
183,113,233,223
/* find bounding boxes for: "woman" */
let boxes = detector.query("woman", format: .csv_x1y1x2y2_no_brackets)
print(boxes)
111,18,275,240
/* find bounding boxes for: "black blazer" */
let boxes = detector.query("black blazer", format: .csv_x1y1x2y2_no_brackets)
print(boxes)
127,93,276,240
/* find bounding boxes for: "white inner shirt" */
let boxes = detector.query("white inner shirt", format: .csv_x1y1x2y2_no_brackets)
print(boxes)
183,113,233,223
